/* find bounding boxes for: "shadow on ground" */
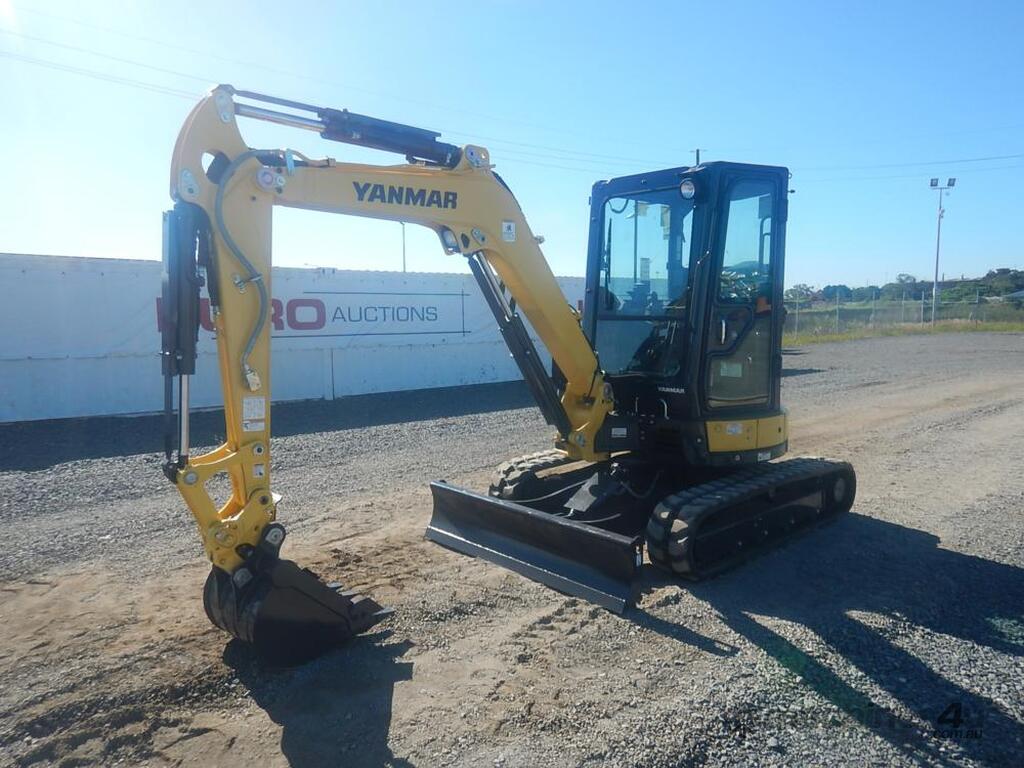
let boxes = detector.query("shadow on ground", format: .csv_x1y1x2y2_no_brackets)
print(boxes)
225,631,415,768
0,380,534,471
636,513,1024,767
782,367,825,378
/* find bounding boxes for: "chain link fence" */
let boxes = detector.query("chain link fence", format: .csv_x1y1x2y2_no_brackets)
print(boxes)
783,296,1024,337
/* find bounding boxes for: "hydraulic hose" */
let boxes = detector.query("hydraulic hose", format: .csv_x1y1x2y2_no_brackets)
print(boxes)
213,149,269,389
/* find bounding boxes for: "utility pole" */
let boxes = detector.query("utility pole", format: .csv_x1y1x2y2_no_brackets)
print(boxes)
835,291,840,334
929,178,956,324
901,290,906,324
400,221,407,272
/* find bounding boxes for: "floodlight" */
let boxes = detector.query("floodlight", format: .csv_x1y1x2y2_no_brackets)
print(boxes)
947,178,956,187
930,178,939,187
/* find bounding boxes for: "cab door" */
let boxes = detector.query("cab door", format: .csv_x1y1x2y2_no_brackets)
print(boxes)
704,176,784,411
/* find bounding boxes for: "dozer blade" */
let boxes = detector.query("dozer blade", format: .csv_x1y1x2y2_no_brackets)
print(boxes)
203,558,392,666
426,481,642,613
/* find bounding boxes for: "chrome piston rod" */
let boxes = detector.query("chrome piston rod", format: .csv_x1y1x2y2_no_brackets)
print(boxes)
179,374,190,461
233,103,325,133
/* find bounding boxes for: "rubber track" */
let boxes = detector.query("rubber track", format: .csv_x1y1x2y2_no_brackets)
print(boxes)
489,449,573,500
645,457,855,578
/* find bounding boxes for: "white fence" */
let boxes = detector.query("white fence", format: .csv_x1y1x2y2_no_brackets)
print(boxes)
0,254,585,423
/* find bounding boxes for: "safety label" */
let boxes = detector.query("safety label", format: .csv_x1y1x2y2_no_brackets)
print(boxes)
501,221,516,242
243,396,266,420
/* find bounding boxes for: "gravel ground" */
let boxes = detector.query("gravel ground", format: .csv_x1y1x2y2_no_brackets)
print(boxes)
1,332,1022,767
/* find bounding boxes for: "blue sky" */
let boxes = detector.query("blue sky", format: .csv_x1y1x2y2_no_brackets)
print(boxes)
1,0,1021,288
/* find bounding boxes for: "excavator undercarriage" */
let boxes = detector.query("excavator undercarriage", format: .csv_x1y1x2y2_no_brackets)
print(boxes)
429,453,855,611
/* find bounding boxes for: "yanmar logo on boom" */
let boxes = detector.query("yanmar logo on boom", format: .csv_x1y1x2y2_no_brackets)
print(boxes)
353,181,457,209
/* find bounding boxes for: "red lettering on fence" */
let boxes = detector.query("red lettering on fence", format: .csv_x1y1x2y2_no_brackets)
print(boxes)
271,298,284,331
285,298,326,331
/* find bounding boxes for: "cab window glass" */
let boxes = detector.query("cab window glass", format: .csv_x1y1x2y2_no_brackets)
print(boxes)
719,181,773,304
600,193,693,316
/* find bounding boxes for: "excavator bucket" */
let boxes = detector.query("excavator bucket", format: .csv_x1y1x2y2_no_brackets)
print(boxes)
426,482,642,612
203,558,392,666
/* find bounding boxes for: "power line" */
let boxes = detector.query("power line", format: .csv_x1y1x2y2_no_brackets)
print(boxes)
3,39,1023,186
795,163,1024,184
0,49,197,100
451,140,669,171
798,152,1024,172
0,50,640,177
442,129,678,167
0,25,685,170
0,28,212,85
12,3,1024,168
0,24,684,169
4,7,458,105
7,4,698,159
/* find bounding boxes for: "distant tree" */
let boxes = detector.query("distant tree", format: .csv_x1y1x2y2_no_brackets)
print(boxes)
984,268,1024,296
851,285,881,302
942,280,984,302
821,284,853,301
785,284,815,302
817,269,1023,305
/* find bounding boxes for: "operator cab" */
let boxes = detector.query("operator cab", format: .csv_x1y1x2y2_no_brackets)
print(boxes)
582,162,789,462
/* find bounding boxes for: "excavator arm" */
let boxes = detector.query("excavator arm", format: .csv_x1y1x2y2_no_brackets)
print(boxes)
162,86,614,660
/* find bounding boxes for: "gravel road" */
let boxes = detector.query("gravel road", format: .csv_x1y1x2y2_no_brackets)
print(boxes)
1,332,1022,767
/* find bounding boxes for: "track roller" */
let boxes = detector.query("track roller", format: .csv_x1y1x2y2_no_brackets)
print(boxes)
646,458,856,578
489,449,575,501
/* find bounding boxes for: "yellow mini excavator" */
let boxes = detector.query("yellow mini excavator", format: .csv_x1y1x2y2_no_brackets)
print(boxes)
162,86,855,663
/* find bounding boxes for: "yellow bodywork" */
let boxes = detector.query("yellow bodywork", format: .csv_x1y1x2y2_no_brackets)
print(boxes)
169,87,613,572
705,412,788,453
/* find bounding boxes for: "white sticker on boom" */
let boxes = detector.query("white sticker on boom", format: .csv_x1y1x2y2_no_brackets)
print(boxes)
243,420,265,432
501,220,516,242
611,427,628,438
243,396,266,420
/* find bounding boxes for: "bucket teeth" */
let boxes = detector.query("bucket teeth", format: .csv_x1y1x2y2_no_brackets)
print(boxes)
203,558,389,665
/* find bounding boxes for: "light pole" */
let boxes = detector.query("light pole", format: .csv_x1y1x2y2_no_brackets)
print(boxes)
929,177,956,324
